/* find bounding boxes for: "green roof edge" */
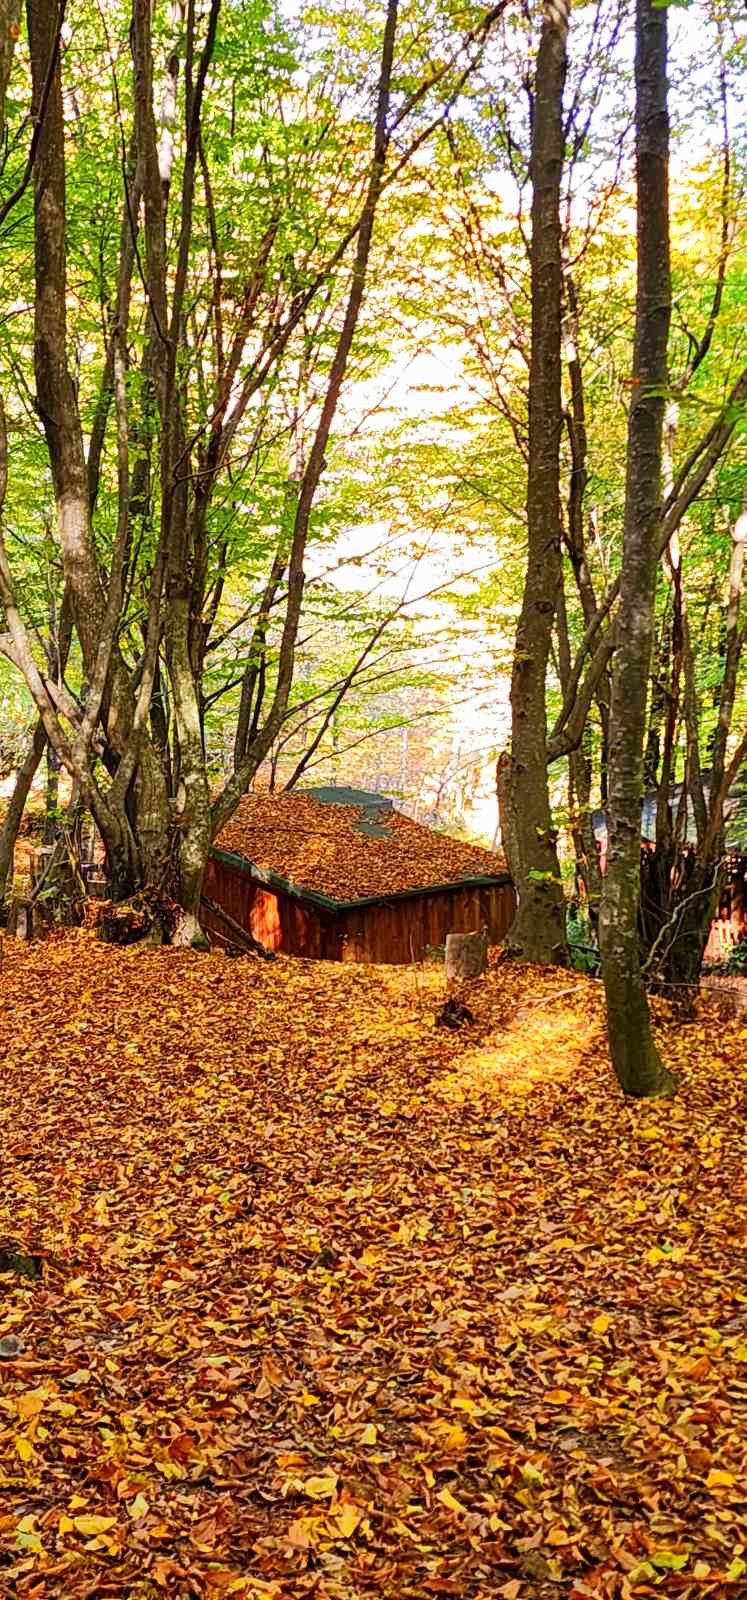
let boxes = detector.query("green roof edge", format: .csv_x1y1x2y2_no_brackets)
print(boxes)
210,846,512,913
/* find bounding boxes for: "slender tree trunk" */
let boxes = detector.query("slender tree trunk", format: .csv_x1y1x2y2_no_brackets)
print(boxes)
0,0,40,917
556,569,602,924
500,0,570,966
599,0,675,1097
647,505,745,989
0,722,46,914
43,743,60,843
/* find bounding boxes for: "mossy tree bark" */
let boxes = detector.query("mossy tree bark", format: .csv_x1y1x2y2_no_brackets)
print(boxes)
500,0,570,967
598,0,676,1098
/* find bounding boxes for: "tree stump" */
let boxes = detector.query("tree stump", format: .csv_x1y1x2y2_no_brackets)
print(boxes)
444,925,488,981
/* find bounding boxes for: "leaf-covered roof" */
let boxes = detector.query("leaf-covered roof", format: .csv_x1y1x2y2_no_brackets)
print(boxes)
214,788,509,905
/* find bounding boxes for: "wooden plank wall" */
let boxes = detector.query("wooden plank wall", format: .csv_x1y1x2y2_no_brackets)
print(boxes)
202,858,339,958
204,856,516,965
338,882,516,965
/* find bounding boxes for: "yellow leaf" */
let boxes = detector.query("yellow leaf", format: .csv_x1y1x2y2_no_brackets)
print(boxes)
286,1515,320,1550
73,1514,118,1536
16,1387,47,1420
303,1472,338,1499
361,1423,377,1444
58,1514,75,1534
15,1436,34,1463
451,1395,479,1415
298,1392,321,1407
543,1389,573,1405
592,1314,612,1335
334,1502,364,1539
438,1422,469,1452
437,1486,466,1514
128,1493,149,1519
706,1469,735,1489
15,1529,44,1554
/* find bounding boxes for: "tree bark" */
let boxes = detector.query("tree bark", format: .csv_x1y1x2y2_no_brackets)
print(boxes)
0,0,41,917
0,0,21,131
599,0,675,1097
27,0,170,897
500,0,570,966
43,743,60,843
0,722,46,915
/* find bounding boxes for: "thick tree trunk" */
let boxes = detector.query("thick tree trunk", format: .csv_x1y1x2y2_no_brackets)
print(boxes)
500,0,570,967
27,0,171,902
599,0,675,1097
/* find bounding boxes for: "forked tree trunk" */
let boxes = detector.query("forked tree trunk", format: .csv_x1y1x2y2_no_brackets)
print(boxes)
27,0,171,904
500,0,570,967
599,0,675,1097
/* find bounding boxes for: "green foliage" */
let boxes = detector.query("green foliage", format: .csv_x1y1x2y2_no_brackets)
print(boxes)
0,0,744,863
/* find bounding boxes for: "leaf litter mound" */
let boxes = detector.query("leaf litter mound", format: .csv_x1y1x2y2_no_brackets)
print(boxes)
0,932,745,1600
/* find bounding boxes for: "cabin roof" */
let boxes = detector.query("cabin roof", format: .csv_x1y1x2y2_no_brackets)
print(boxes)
213,787,509,909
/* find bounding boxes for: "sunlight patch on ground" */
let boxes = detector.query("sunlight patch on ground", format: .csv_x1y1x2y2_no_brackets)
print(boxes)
436,1001,600,1103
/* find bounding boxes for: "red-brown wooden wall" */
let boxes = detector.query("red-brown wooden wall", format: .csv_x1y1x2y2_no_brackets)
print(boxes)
202,855,516,964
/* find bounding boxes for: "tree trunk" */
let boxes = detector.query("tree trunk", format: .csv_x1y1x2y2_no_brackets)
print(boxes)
500,0,570,967
43,743,60,843
556,568,602,926
27,0,171,902
599,0,675,1097
0,722,46,916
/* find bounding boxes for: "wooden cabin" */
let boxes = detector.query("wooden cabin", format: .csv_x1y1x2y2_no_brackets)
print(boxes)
202,786,516,963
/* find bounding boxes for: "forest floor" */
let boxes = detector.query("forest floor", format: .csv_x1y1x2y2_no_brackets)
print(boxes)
0,934,745,1600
